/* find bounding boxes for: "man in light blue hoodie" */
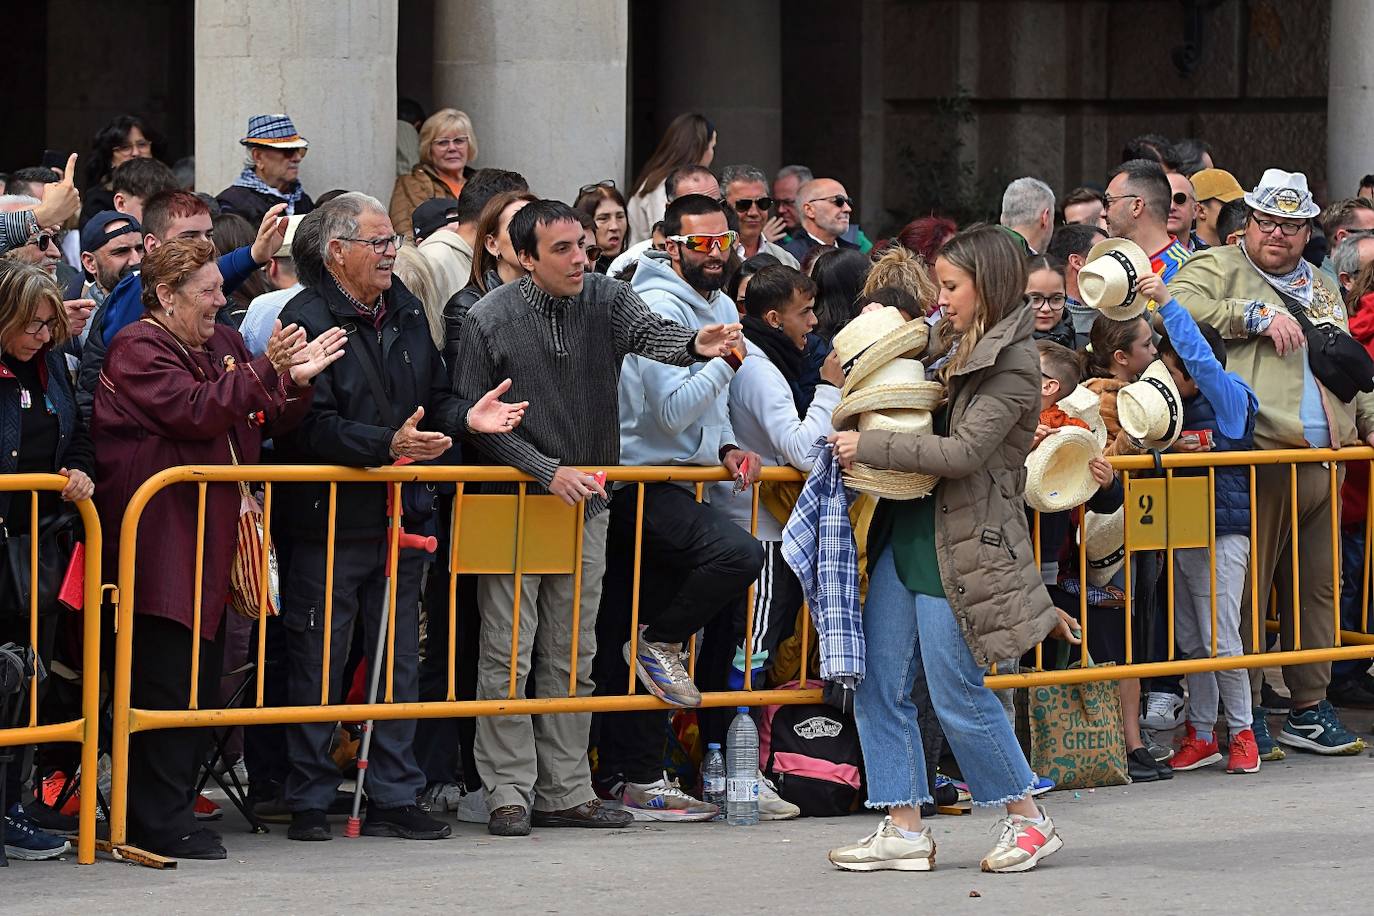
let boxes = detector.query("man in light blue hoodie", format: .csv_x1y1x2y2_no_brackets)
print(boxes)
593,194,768,821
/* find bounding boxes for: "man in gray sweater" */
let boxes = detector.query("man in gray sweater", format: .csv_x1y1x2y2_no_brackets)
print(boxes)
451,199,740,837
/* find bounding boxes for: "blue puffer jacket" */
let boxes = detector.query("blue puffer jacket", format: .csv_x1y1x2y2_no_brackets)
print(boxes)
1179,392,1255,537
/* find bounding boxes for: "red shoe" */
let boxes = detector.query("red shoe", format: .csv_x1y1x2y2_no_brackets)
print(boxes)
194,794,224,821
1171,726,1222,771
41,771,80,816
1226,728,1261,774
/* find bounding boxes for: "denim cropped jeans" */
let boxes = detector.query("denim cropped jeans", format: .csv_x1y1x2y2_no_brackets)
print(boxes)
854,548,1037,808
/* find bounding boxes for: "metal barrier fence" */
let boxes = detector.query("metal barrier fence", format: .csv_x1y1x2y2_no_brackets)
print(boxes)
0,476,102,864
104,450,1374,860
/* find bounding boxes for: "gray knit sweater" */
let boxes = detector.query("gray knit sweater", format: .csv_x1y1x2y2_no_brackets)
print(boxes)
452,273,704,516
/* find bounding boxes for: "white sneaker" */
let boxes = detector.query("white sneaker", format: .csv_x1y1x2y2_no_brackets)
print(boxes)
829,816,935,872
620,773,718,822
419,782,489,824
980,805,1062,873
455,786,489,824
1140,692,1184,731
758,772,800,821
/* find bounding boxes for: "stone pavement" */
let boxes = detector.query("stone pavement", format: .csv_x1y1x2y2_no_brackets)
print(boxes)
6,709,1373,914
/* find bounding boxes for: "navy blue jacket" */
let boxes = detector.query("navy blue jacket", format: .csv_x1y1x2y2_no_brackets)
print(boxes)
0,347,94,525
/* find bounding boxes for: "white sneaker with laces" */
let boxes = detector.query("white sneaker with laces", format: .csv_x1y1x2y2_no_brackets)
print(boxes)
620,773,717,822
1140,692,1184,731
980,806,1062,873
828,816,935,871
758,772,800,821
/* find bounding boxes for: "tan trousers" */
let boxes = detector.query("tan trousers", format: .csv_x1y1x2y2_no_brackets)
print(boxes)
1243,462,1339,707
474,512,608,812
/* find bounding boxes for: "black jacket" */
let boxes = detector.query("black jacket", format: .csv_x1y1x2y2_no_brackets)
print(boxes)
0,347,93,525
274,276,472,536
442,269,502,384
215,185,315,230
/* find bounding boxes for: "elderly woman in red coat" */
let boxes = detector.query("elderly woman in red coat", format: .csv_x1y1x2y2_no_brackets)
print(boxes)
93,237,345,859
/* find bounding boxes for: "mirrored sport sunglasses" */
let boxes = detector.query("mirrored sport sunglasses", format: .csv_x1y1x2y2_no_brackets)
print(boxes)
667,231,738,254
731,196,774,213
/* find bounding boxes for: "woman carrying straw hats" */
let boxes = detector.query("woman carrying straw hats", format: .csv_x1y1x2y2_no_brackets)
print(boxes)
825,225,1072,874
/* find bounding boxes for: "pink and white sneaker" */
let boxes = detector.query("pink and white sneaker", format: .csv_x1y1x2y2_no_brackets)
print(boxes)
980,806,1062,873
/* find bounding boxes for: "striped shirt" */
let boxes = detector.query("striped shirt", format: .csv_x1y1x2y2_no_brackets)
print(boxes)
1151,236,1191,282
452,273,704,517
0,210,39,255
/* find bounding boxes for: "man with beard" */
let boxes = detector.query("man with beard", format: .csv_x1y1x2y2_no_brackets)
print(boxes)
593,193,766,821
79,211,144,307
781,178,857,262
1104,158,1191,282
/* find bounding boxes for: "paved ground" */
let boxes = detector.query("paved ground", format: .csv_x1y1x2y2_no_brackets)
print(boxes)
7,709,1374,914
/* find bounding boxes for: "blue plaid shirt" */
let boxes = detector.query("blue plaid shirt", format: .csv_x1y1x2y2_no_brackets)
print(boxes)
782,438,864,683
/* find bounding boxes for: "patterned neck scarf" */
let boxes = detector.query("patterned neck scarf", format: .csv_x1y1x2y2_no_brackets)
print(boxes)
231,165,305,215
1240,238,1315,305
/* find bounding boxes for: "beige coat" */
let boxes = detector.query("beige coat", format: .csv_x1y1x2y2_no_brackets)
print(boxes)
418,229,474,305
1171,244,1374,449
855,304,1058,666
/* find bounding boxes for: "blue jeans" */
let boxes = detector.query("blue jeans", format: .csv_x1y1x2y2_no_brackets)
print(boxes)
1336,529,1373,683
855,548,1037,808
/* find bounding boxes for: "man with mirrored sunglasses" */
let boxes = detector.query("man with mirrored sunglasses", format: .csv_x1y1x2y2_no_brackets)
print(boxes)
781,177,858,262
721,164,798,268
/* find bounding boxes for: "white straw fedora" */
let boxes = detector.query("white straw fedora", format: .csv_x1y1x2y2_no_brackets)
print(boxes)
833,307,929,393
1058,384,1108,449
1116,360,1182,451
858,409,933,436
1083,508,1126,587
1244,168,1320,220
832,364,943,429
1024,426,1102,513
1079,238,1154,321
843,463,938,501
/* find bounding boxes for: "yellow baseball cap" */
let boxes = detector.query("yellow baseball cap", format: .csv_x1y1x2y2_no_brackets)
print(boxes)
1190,168,1245,204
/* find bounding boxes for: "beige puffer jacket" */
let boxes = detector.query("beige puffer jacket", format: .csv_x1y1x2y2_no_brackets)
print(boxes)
855,304,1058,666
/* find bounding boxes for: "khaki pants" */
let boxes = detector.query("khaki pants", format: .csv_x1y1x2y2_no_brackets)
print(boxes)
1244,462,1339,707
475,512,608,812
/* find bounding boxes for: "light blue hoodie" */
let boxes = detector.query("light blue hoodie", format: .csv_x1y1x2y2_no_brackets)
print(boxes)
619,252,739,468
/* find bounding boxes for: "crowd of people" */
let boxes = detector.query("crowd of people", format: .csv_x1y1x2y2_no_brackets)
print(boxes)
0,105,1372,876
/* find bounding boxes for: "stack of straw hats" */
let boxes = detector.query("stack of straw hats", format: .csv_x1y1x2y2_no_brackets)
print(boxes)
830,307,942,499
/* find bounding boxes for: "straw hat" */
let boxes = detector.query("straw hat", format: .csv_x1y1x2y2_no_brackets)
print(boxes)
1024,426,1102,513
832,362,943,428
1082,508,1125,587
1079,238,1154,321
859,409,933,435
1116,360,1182,451
843,463,938,501
832,306,929,393
1058,384,1107,449
1244,168,1320,220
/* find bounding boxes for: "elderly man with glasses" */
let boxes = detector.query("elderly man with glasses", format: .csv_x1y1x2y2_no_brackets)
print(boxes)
216,114,316,229
273,192,527,844
720,164,798,268
781,178,858,262
1172,169,1374,760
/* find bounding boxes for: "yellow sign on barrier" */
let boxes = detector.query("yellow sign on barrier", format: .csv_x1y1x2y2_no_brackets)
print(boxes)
456,494,579,574
1125,476,1211,551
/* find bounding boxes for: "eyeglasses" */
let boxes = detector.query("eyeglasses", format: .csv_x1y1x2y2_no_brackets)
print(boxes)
115,138,152,156
1028,293,1067,310
1251,216,1306,237
1102,193,1141,209
806,195,853,209
340,234,402,254
432,137,468,150
1171,192,1191,206
668,231,738,254
731,196,774,214
23,317,61,337
585,245,603,263
25,233,56,252
579,179,617,196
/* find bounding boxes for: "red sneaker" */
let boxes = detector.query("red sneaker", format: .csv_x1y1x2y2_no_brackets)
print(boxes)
1226,728,1261,774
41,771,80,816
194,794,224,821
1171,726,1222,771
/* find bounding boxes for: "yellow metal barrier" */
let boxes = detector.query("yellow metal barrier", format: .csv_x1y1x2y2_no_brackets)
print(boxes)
0,476,102,865
106,449,1374,854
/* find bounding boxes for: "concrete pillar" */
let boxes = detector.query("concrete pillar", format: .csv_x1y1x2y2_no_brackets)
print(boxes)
431,0,628,201
194,1,398,203
651,0,782,179
1328,0,1374,200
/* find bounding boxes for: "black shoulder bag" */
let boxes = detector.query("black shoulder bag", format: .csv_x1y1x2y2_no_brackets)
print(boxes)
1275,289,1374,404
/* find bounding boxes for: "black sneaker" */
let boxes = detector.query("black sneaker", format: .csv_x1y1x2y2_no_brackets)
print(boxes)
1127,747,1161,783
151,827,226,861
287,808,332,841
362,804,451,840
1260,682,1291,712
1327,677,1374,710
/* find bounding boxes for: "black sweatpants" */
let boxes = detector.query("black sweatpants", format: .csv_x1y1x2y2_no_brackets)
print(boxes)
592,484,764,785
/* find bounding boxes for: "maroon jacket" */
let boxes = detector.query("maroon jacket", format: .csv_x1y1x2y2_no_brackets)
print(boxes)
93,319,313,640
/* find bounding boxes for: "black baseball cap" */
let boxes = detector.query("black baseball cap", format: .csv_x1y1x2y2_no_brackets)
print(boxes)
412,198,460,241
81,210,143,254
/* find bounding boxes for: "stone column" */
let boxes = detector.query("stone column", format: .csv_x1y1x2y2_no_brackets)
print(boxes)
194,1,398,204
431,0,628,201
1328,0,1374,200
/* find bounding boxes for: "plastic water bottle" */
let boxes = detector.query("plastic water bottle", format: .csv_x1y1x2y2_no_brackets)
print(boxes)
725,707,760,825
701,742,726,820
